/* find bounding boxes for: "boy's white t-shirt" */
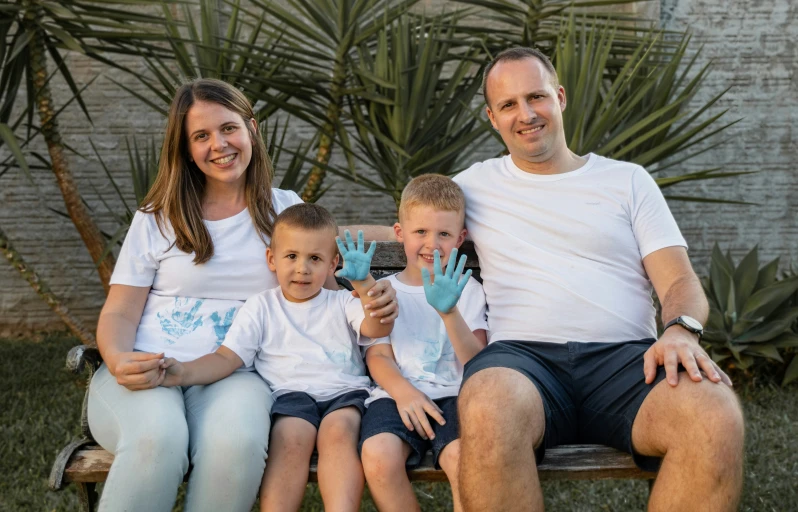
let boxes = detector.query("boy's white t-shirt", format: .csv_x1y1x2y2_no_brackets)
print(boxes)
453,153,687,344
223,287,375,401
367,274,488,404
110,188,303,361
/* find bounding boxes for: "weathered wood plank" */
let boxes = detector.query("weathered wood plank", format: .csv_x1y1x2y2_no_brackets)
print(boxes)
64,445,654,484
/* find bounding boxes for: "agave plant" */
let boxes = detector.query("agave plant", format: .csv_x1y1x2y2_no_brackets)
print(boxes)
336,13,491,208
701,244,798,384
553,18,748,199
246,0,421,201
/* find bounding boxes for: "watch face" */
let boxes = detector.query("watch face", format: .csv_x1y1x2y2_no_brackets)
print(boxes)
681,316,703,330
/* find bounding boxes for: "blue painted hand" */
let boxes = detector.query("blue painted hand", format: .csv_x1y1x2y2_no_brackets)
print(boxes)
335,229,377,282
421,248,471,314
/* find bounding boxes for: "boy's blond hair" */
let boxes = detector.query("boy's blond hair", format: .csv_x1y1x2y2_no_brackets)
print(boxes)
398,174,466,222
271,203,338,253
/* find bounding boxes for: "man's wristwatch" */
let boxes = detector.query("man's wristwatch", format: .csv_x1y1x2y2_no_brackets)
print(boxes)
663,315,704,340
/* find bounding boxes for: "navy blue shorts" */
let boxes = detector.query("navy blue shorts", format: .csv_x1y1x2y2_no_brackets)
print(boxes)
359,396,459,469
461,339,678,472
271,390,369,429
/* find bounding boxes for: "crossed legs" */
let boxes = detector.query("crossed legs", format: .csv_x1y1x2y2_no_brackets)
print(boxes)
458,367,744,511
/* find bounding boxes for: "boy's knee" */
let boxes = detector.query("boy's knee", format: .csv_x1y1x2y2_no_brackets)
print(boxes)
361,435,407,481
438,441,460,473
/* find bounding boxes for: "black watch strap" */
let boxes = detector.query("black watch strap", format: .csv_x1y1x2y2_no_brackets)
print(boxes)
664,316,703,339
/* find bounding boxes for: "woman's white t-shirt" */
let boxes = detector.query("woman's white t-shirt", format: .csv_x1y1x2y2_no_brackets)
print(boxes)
110,188,302,361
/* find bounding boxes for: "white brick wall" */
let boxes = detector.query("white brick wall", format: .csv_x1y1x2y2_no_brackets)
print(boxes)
4,0,795,334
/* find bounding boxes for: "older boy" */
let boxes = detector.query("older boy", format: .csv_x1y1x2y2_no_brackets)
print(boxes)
359,175,488,512
161,203,392,512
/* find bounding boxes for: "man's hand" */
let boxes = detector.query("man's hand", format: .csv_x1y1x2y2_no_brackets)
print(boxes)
107,351,165,391
422,248,471,314
336,229,376,282
160,357,185,387
393,385,446,440
354,278,399,323
644,327,732,387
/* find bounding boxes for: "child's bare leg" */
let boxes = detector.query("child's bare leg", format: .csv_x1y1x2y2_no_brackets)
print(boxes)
260,416,317,512
438,440,463,512
315,407,364,512
361,433,420,512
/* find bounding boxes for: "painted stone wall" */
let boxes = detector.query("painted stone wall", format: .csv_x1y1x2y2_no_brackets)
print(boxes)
2,0,795,334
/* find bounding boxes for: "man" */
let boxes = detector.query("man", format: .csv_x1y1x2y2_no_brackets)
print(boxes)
452,47,744,511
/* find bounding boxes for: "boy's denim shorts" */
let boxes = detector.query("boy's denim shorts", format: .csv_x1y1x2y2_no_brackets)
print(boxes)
359,396,459,469
271,390,369,429
461,339,678,472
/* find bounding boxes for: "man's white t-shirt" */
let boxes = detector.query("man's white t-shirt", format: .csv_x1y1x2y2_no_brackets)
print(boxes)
223,287,374,401
367,274,488,404
110,188,303,361
453,153,686,344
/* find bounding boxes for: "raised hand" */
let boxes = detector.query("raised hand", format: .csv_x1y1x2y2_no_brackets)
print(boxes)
421,248,471,314
335,229,376,282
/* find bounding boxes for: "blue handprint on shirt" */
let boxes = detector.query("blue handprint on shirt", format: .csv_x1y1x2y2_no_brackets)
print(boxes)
210,307,237,346
158,298,204,343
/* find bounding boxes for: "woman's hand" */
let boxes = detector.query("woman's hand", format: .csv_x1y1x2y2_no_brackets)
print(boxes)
106,351,166,391
355,278,399,323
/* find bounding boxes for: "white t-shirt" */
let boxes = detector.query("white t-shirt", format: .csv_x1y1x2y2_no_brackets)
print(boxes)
367,274,488,404
223,287,374,401
453,153,686,344
110,188,303,361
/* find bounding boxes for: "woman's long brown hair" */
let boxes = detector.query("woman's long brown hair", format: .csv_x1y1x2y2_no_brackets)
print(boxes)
140,78,277,264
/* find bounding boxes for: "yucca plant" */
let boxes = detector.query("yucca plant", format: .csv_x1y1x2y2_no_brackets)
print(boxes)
116,0,296,119
336,13,490,208
246,0,421,201
1,0,172,292
701,244,798,385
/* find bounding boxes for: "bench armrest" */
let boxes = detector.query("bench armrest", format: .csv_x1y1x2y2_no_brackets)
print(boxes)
66,345,102,375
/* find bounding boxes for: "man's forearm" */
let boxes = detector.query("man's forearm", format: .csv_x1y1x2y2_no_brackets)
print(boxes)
659,272,709,326
340,225,394,241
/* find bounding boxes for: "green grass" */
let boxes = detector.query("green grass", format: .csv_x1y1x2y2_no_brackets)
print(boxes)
2,334,796,511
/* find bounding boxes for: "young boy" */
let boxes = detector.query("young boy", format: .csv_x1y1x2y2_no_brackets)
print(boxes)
161,203,392,512
359,175,488,512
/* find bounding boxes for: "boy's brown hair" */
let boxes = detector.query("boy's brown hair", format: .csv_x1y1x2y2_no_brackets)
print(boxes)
398,174,466,222
271,203,338,253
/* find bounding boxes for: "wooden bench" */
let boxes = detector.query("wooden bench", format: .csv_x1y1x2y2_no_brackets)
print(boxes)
49,241,657,511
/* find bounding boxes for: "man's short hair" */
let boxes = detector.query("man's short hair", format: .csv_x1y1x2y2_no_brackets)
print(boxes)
272,203,338,250
482,47,559,107
398,174,466,222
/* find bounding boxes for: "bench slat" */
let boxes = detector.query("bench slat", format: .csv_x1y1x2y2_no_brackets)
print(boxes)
64,445,655,484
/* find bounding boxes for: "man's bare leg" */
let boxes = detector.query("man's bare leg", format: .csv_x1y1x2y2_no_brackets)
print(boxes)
361,433,419,512
438,440,463,512
316,407,365,512
458,368,546,512
632,376,744,511
260,416,317,512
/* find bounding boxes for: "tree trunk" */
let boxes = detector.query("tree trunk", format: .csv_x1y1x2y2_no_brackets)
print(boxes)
301,53,347,202
0,226,97,346
24,10,115,293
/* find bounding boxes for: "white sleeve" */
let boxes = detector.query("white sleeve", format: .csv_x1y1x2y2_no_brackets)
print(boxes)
272,188,304,213
457,279,489,332
109,211,161,287
629,167,687,258
221,297,264,367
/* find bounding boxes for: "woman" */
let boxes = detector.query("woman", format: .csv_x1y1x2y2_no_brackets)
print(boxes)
87,78,397,512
